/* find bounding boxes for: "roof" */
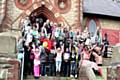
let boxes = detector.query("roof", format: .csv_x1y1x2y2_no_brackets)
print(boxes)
83,0,120,17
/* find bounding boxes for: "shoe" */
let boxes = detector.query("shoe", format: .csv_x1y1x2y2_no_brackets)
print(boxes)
70,75,74,77
75,74,77,78
98,68,102,77
45,74,47,76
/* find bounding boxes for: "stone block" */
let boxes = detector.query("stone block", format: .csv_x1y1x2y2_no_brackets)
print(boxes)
110,46,120,65
79,65,96,80
0,32,20,54
0,69,8,79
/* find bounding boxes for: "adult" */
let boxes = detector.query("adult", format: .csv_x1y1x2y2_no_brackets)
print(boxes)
103,33,109,58
62,48,70,77
70,49,77,78
39,44,47,76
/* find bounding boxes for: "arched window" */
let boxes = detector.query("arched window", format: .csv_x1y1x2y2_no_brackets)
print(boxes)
88,19,97,36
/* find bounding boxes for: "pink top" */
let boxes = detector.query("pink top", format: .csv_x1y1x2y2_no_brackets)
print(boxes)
34,49,40,66
82,49,90,60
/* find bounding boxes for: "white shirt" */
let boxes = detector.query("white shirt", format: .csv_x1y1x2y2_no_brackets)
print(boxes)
25,33,33,45
56,52,62,61
54,28,60,38
85,38,91,46
63,52,70,60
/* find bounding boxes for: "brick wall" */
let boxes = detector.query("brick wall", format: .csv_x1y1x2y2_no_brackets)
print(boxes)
82,15,120,45
107,65,120,80
60,0,81,29
100,18,120,30
106,46,120,80
0,58,20,80
1,0,82,31
83,17,120,30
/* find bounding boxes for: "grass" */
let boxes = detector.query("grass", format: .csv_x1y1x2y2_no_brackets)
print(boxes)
96,66,107,80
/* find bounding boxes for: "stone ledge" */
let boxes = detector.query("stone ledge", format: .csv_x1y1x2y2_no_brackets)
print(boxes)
0,69,8,79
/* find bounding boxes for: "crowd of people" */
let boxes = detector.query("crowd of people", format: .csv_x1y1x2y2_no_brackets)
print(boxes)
17,16,109,80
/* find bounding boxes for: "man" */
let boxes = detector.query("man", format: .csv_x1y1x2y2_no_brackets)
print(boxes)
39,45,47,76
103,33,109,58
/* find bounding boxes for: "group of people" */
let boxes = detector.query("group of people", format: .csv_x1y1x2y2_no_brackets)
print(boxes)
17,16,109,79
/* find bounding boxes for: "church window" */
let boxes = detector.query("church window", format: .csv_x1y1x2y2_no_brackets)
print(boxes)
88,19,97,36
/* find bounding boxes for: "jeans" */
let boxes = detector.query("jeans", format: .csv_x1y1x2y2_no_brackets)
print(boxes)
49,62,55,76
56,61,62,72
63,61,70,77
41,62,46,76
70,61,77,76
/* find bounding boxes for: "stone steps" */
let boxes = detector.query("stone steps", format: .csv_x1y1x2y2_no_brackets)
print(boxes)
24,66,106,80
24,75,105,80
24,76,77,80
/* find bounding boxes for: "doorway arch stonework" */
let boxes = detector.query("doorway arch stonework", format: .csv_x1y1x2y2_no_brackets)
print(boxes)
2,0,81,31
20,1,64,24
29,5,57,22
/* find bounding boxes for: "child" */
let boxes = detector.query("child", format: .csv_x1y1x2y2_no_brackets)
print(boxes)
55,47,63,75
33,47,40,80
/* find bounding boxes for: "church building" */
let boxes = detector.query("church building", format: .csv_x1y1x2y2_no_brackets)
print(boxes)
0,0,120,45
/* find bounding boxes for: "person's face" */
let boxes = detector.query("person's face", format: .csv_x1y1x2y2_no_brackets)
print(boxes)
66,48,69,52
54,41,57,46
32,43,35,48
35,48,39,53
60,42,63,45
46,20,49,24
72,50,74,53
91,32,94,37
26,17,29,20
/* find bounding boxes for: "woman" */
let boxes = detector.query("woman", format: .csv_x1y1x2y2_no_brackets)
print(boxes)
62,48,70,77
55,47,63,75
70,49,77,78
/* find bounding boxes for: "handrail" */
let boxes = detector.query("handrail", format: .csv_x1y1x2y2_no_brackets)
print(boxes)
20,51,24,80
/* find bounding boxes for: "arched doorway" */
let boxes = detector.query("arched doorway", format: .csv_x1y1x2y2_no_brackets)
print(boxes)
29,5,56,27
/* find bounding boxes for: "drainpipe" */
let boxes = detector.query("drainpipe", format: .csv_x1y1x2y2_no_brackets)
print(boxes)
80,0,83,32
0,0,7,32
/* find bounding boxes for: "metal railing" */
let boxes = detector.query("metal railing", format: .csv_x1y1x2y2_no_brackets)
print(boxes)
19,51,25,80
20,52,24,80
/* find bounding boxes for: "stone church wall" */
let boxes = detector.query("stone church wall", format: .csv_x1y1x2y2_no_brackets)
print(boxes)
1,0,82,31
83,16,120,45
